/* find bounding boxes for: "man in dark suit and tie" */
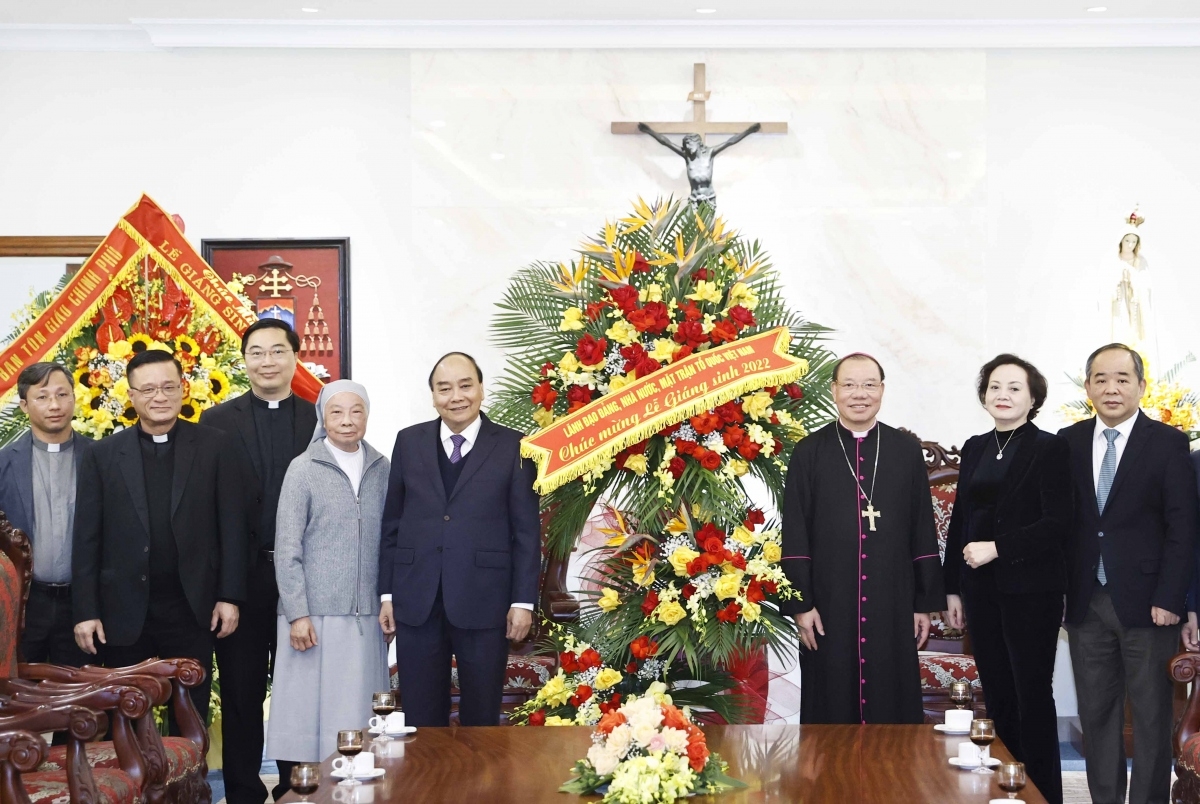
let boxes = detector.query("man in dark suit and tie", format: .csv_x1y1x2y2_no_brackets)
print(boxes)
73,347,247,723
0,362,91,668
378,352,540,727
1059,343,1198,804
201,319,316,804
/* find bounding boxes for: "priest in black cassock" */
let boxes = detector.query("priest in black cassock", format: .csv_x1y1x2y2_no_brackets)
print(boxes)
780,353,944,724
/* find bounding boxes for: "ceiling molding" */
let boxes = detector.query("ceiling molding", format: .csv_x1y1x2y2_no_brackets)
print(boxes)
3,18,1200,51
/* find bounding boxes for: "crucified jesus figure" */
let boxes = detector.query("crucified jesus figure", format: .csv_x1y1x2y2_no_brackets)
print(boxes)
637,122,761,205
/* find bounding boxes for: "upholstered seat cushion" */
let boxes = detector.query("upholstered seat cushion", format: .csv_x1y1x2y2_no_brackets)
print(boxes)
451,654,556,694
0,551,19,677
40,736,202,785
22,767,142,804
1178,735,1200,789
919,652,980,691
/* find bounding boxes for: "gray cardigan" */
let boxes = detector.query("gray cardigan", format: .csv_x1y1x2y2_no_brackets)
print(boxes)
275,439,390,623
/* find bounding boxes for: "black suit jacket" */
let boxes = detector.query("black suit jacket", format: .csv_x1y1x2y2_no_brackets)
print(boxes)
943,425,1073,597
0,431,93,545
378,414,540,631
199,391,316,564
72,421,248,644
1059,412,1198,627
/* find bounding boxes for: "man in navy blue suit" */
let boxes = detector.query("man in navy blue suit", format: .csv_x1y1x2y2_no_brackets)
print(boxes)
378,352,540,726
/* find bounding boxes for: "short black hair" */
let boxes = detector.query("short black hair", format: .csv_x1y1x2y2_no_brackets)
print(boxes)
1085,343,1145,384
17,362,72,400
428,352,483,390
126,348,183,385
976,353,1049,421
832,352,885,383
242,318,300,354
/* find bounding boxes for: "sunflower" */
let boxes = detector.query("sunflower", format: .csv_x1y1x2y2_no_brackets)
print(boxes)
207,369,231,402
73,366,93,390
174,335,200,357
178,399,202,423
118,405,139,426
128,333,155,355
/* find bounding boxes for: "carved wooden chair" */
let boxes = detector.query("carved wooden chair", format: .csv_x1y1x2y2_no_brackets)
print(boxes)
1167,652,1200,803
0,512,211,803
904,435,985,723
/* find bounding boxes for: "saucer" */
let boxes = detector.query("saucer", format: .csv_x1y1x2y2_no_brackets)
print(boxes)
368,725,417,736
331,767,385,780
949,756,1001,769
934,723,971,735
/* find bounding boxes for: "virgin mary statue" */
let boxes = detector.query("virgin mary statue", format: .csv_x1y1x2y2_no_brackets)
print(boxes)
1100,213,1157,366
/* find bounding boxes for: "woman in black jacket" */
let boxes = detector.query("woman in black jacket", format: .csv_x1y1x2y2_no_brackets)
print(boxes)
943,354,1071,804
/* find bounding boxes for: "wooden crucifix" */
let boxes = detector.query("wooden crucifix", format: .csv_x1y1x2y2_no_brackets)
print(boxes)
612,63,787,204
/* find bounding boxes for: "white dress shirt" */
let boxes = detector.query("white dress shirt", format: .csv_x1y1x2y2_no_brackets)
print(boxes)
1091,412,1139,492
382,415,533,612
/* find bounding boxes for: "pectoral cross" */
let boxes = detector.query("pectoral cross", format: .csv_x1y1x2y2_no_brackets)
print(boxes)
862,503,882,532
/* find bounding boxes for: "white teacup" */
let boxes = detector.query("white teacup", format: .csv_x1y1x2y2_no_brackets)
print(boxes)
370,711,406,732
945,709,973,731
956,742,980,764
332,752,375,775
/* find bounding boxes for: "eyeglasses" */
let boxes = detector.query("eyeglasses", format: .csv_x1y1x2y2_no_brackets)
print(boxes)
29,391,73,404
131,383,183,398
245,347,295,362
836,382,882,394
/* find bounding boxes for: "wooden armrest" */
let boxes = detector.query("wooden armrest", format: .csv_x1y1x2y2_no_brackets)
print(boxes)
1171,652,1200,758
0,679,150,721
0,728,47,772
1,705,101,802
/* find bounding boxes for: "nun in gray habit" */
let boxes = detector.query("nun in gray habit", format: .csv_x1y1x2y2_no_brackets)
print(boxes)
265,380,390,764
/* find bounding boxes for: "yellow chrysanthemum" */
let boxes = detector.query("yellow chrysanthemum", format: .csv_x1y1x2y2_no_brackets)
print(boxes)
540,673,572,707
105,340,133,361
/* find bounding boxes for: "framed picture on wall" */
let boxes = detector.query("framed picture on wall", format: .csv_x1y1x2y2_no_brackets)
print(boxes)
201,238,351,380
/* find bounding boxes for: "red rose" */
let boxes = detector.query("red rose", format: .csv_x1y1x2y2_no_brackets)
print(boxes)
579,648,602,670
632,252,651,273
709,319,739,345
673,321,707,349
576,334,608,366
692,267,710,282
585,301,609,321
716,601,742,624
689,411,723,435
743,509,766,529
728,304,756,329
570,685,594,706
627,301,670,334
539,362,556,377
598,710,627,735
641,590,660,617
686,738,709,772
609,285,640,314
737,440,762,461
714,400,745,425
560,651,579,673
703,533,725,554
681,583,696,600
675,438,699,457
762,580,779,595
686,555,710,576
784,383,804,399
722,426,746,449
636,356,661,378
677,299,703,322
531,381,558,410
668,457,686,479
729,552,747,571
626,662,638,673
774,439,785,456
620,342,647,373
626,439,648,455
566,384,594,413
598,694,622,715
746,577,765,603
697,523,725,549
630,635,659,659
672,345,694,362
528,709,546,726
660,422,682,438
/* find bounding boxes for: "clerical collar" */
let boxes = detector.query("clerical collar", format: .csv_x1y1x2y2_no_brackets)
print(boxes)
136,424,177,444
251,392,293,411
836,421,877,440
32,433,73,453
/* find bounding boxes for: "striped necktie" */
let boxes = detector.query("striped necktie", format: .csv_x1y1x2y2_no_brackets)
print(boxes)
1095,428,1120,585
449,434,466,464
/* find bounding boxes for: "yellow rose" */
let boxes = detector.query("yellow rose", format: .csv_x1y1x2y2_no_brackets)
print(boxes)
594,668,624,691
713,572,743,600
732,525,755,546
762,542,782,563
668,546,700,577
559,351,581,374
622,454,649,476
648,338,678,362
559,307,586,332
741,600,761,622
597,587,621,612
532,408,554,429
742,391,774,422
606,319,639,346
656,600,688,626
686,280,723,305
725,458,750,477
609,374,632,392
540,673,572,707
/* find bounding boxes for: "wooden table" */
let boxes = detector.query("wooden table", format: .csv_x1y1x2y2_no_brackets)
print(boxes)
278,724,1046,803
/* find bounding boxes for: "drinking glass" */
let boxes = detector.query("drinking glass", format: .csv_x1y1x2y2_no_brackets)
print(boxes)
336,729,365,787
997,761,1026,800
371,691,396,742
290,763,320,800
968,718,996,775
948,680,973,710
